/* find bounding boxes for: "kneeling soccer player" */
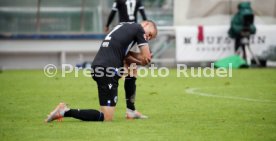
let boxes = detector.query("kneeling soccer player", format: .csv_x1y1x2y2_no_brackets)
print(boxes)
45,20,157,122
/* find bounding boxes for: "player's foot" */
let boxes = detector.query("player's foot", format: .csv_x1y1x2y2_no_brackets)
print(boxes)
126,108,148,119
45,102,69,123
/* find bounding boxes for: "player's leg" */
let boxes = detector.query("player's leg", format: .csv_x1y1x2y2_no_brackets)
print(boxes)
63,74,118,121
100,106,115,121
45,68,119,122
64,108,104,121
45,103,104,122
93,70,119,121
124,62,148,119
45,74,109,122
124,62,137,111
124,46,140,112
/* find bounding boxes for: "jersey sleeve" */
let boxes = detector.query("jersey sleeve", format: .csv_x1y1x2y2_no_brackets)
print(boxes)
135,25,148,47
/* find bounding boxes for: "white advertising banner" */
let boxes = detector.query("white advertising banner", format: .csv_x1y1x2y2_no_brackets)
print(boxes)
176,25,276,62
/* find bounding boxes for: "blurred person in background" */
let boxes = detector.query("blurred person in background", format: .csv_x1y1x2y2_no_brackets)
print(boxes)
105,0,149,119
105,0,147,33
228,1,256,60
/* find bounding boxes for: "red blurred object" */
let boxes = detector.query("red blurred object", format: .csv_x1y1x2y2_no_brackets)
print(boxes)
197,25,204,42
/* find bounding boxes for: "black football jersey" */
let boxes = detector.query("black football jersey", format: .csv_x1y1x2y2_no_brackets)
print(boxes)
92,23,148,68
106,0,147,27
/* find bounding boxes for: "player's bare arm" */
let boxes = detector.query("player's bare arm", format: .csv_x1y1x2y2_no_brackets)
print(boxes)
125,53,142,65
139,45,152,66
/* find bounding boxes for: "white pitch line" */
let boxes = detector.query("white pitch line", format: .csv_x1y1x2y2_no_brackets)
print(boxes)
185,88,275,103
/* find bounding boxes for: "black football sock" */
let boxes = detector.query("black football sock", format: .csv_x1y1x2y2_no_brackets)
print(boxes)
124,75,136,111
64,109,104,121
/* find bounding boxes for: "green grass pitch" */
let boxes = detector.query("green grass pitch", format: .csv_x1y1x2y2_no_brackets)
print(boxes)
0,69,276,141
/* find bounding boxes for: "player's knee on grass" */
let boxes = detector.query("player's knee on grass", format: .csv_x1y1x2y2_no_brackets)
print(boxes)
100,106,115,121
104,114,113,121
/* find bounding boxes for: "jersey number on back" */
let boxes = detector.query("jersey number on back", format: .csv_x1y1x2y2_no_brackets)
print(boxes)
125,0,136,20
102,24,123,47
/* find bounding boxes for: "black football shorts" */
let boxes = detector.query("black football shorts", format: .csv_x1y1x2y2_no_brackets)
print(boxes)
92,66,120,106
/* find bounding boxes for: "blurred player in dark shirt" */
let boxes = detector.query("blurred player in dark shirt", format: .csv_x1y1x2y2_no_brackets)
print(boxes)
105,0,147,33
